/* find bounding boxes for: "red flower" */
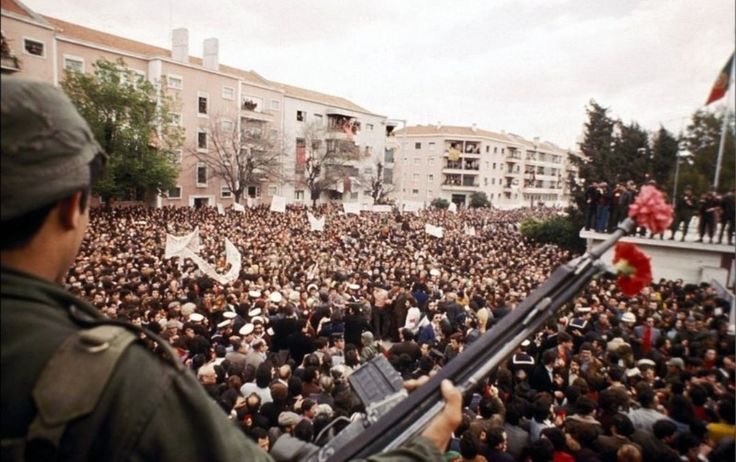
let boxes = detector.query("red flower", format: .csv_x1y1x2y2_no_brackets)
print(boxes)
628,185,673,234
613,242,652,296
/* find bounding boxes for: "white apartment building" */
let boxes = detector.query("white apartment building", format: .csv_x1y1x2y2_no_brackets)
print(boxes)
1,0,386,207
390,125,579,209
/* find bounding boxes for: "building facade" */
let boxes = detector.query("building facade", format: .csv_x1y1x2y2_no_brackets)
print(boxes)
390,125,579,209
1,0,386,207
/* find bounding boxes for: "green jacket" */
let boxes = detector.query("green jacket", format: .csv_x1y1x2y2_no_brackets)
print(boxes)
1,267,444,461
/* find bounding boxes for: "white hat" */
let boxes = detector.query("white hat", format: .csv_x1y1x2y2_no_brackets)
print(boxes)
521,339,531,348
576,306,592,313
248,307,262,317
289,291,300,302
181,302,197,316
248,290,262,298
251,316,265,325
430,269,441,277
267,327,275,336
348,283,360,290
621,312,636,323
189,313,204,322
217,320,231,328
270,292,283,303
223,311,237,319
307,284,319,292
239,323,254,335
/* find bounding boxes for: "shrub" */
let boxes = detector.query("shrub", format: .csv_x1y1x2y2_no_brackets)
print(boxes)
431,198,450,209
469,192,491,208
520,215,584,253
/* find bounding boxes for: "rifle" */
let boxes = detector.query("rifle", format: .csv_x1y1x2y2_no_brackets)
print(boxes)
306,218,637,462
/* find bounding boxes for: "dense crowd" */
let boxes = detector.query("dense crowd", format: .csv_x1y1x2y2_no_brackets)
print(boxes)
65,204,735,462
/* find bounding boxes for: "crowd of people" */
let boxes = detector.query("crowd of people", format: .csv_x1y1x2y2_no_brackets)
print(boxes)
65,203,735,462
585,180,734,245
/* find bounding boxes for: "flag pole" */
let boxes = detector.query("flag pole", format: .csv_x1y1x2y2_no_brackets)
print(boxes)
713,55,735,189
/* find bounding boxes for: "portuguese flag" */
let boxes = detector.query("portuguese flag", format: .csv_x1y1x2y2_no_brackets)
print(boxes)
705,52,734,105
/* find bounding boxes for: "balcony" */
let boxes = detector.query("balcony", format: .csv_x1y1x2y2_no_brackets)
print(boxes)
240,105,274,123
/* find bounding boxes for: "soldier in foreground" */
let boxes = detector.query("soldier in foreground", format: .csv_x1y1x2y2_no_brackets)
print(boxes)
0,77,460,461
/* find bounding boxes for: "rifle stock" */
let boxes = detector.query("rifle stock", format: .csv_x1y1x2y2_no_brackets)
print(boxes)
315,219,635,462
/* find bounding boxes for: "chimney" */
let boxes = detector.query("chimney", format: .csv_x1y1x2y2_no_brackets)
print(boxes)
471,123,477,132
172,28,189,63
533,136,540,143
203,37,219,71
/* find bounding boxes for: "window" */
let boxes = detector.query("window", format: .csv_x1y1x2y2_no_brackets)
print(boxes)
198,93,208,115
486,146,489,153
222,86,235,100
268,186,278,196
492,178,495,185
196,164,207,186
412,189,419,196
428,174,434,181
296,110,305,121
221,185,232,198
167,186,182,199
295,190,304,201
484,177,488,186
492,162,496,169
313,114,323,123
350,192,359,200
169,113,182,126
415,142,421,150
63,55,84,72
197,129,207,150
167,74,183,90
429,142,436,151
366,123,374,131
501,148,505,154
271,100,280,110
172,149,183,163
23,38,44,57
494,147,498,154
132,70,146,83
220,118,233,132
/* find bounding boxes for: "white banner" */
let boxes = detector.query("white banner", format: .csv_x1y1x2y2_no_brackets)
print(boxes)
402,201,424,213
448,202,457,213
164,228,200,259
371,204,393,213
424,224,444,238
177,238,242,285
217,203,225,215
307,212,325,232
270,195,286,213
464,224,476,237
343,202,362,215
232,202,245,213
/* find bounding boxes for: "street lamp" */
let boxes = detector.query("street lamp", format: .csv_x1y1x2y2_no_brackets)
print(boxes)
672,149,694,209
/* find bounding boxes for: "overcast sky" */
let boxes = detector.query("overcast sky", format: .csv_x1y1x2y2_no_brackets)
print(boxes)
25,0,735,149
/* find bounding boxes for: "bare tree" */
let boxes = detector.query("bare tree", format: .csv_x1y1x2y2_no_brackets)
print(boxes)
192,114,284,204
368,161,394,204
298,120,360,208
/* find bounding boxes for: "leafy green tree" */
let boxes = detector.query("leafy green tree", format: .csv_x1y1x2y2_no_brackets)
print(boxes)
681,109,735,194
520,216,585,253
62,59,182,202
649,126,679,193
469,191,491,208
612,120,649,184
430,198,449,209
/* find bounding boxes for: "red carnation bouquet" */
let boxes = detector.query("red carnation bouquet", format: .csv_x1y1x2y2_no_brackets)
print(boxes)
610,185,673,296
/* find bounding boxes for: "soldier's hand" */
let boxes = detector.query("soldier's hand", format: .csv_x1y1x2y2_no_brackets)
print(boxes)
421,380,462,453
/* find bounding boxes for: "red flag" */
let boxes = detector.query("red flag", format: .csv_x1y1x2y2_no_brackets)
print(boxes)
706,52,734,105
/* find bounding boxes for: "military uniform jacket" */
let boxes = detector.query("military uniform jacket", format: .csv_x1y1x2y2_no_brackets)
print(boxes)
1,267,271,462
1,267,445,462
